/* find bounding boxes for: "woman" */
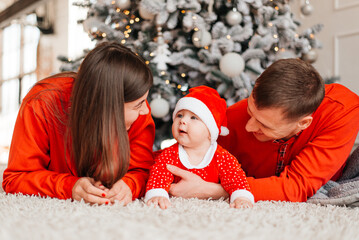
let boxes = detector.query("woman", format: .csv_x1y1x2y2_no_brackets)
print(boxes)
2,42,155,205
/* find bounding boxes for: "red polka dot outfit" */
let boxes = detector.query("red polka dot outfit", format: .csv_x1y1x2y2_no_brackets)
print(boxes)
145,143,254,203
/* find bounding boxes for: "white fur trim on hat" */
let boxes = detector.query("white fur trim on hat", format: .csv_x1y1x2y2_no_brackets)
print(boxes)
173,97,219,143
220,126,229,136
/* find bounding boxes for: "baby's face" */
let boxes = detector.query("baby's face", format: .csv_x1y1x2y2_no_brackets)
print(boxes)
172,109,211,148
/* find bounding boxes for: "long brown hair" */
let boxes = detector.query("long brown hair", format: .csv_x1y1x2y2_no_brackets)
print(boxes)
69,41,153,188
252,58,325,121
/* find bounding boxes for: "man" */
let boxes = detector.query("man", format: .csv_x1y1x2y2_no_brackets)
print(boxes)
166,58,359,202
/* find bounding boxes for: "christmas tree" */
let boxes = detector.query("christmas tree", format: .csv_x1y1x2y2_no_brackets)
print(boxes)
60,0,322,149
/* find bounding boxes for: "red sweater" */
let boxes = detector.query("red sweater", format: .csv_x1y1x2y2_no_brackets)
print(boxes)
218,84,359,202
2,76,155,200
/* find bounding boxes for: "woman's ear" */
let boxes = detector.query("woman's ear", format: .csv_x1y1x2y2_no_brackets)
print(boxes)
298,115,313,130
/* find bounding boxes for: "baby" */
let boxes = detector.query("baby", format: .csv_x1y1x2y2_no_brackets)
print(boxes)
145,86,254,209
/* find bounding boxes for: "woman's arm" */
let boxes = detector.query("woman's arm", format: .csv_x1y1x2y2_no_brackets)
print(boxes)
122,112,156,199
2,98,79,199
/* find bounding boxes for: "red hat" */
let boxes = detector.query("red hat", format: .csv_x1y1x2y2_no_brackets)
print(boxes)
173,86,229,143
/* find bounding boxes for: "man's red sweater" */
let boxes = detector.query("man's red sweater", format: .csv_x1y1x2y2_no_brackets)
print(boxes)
218,84,359,202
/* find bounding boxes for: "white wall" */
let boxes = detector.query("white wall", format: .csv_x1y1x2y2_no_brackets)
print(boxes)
290,0,359,148
40,0,94,74
0,0,93,163
290,0,359,95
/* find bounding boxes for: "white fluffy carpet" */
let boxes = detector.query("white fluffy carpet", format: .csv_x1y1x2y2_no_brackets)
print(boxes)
1,165,359,240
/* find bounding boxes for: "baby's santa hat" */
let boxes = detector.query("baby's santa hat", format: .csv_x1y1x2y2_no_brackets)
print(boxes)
173,85,229,144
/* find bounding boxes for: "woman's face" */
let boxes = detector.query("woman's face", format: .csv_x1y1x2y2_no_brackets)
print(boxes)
124,91,149,130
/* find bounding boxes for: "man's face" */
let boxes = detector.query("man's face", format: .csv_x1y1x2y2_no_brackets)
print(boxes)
245,94,304,142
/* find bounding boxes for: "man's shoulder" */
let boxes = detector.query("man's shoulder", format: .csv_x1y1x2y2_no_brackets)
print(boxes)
310,84,359,128
324,84,359,109
228,98,247,111
227,99,248,120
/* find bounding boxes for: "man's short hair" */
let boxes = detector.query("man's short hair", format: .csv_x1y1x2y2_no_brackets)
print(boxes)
252,58,325,121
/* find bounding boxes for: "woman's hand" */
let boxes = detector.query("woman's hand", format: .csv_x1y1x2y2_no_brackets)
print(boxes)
72,177,110,205
230,197,254,209
147,196,171,209
166,165,229,199
106,179,132,205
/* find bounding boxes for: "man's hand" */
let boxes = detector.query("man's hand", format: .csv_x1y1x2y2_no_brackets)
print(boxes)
166,164,228,199
147,196,171,209
230,197,253,209
72,177,110,205
106,179,133,205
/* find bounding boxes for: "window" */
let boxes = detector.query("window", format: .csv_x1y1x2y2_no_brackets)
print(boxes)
0,13,40,163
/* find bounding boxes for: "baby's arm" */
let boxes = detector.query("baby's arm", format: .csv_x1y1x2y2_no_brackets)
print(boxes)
230,197,253,209
144,148,176,209
218,150,255,208
147,196,171,209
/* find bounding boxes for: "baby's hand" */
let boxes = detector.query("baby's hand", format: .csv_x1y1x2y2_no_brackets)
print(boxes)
147,196,171,209
230,197,253,209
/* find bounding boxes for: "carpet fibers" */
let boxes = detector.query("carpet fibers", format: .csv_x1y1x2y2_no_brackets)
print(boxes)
1,165,359,240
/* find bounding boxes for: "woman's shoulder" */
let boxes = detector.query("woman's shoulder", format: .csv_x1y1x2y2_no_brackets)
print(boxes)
25,74,75,100
20,73,75,118
32,73,75,92
24,73,75,103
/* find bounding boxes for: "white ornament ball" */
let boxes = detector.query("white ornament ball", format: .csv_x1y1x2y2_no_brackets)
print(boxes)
192,30,212,48
301,49,318,63
226,10,242,26
139,5,155,20
150,98,170,118
301,3,314,16
116,0,131,9
219,53,245,77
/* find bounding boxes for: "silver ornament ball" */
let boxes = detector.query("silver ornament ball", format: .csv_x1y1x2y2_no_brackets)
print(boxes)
301,3,314,16
301,49,318,63
139,5,155,20
226,10,242,26
192,30,212,48
150,98,170,118
116,0,131,9
219,52,245,77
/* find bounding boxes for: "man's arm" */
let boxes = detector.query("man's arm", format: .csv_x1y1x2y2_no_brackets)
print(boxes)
167,165,229,199
247,108,359,202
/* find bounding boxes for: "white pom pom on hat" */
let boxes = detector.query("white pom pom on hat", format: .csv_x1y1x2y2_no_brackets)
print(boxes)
173,85,229,144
